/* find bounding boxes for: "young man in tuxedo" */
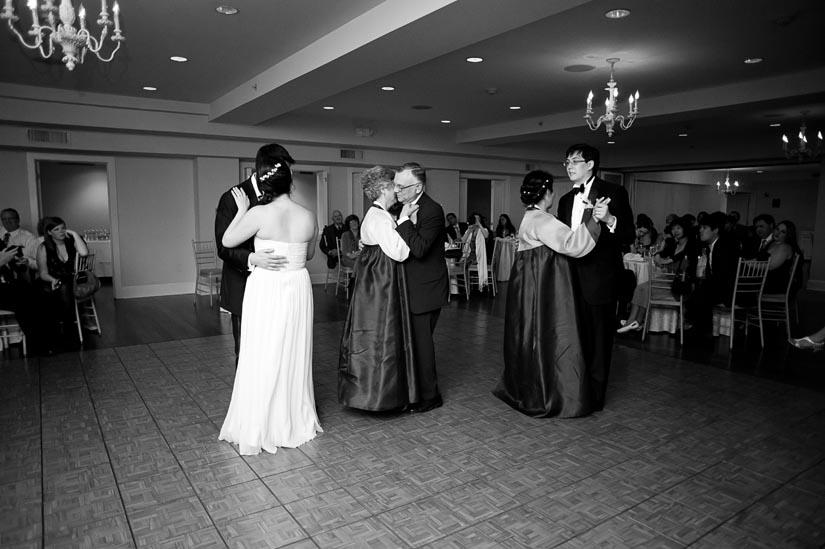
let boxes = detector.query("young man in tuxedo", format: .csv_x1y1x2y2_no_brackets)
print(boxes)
395,162,449,413
215,143,293,363
557,143,634,411
319,210,346,268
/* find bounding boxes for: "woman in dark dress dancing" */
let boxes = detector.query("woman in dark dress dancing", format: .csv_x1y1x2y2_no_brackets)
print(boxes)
339,166,417,411
493,171,607,418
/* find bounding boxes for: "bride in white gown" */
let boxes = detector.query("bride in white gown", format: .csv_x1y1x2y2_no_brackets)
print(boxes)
218,160,322,455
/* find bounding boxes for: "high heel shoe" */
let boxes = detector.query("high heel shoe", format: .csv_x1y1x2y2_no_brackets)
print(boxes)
789,337,824,350
617,320,643,334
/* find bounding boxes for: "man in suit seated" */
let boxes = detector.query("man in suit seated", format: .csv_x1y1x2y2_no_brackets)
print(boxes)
687,211,740,333
319,210,346,268
445,212,468,243
741,213,774,259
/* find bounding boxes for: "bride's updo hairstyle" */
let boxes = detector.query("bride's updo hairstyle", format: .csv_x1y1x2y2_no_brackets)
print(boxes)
255,143,296,204
521,170,553,206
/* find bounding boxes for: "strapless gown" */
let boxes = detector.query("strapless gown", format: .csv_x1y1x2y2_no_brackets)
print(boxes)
219,239,322,455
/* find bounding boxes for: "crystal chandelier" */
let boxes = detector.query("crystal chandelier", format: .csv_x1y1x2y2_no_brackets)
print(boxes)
584,58,639,137
1,0,125,71
716,172,739,196
782,113,823,162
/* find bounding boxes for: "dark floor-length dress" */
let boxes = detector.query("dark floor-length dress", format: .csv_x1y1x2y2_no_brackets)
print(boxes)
493,209,598,418
338,244,418,410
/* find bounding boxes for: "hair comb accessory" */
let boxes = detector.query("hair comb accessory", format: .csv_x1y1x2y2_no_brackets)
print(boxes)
259,163,282,182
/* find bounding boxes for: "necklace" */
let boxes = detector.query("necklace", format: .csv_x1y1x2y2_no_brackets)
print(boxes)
526,205,542,211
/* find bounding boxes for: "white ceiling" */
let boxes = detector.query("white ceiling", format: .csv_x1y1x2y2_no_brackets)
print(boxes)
1,0,823,173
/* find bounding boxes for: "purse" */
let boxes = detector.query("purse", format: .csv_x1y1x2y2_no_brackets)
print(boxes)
74,269,101,300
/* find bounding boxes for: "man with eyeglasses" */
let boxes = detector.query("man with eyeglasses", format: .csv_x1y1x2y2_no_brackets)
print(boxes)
558,143,634,411
394,162,449,413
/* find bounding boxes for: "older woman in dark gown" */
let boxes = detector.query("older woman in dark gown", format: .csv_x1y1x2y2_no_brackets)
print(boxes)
339,166,417,411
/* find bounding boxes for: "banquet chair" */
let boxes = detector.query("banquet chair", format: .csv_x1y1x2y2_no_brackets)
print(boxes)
74,253,101,344
0,310,26,357
446,252,470,302
713,258,769,349
335,238,354,299
192,240,222,308
466,232,497,297
747,253,800,341
641,263,684,345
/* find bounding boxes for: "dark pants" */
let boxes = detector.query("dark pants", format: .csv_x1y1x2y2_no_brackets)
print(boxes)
410,308,441,402
0,280,39,343
231,313,242,367
580,301,616,411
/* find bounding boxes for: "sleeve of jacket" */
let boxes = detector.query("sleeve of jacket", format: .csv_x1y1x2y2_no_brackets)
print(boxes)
215,190,251,272
396,200,445,259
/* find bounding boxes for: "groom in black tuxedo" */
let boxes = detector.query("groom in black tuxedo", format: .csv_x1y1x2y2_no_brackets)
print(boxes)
395,162,449,413
558,143,634,411
215,143,294,362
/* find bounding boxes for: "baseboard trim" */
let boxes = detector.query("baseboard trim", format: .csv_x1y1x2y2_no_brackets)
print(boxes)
117,282,194,299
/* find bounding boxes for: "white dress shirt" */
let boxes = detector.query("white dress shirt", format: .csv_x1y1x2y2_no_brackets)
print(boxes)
570,176,617,233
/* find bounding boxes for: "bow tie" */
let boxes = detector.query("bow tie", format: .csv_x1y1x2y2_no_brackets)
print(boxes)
575,185,586,195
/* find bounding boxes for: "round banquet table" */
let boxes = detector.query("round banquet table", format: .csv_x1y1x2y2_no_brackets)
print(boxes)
494,237,517,282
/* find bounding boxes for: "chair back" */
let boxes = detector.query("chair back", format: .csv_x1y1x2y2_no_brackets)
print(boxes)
731,258,769,307
490,237,501,274
192,240,218,270
336,237,353,273
784,253,801,299
75,253,96,273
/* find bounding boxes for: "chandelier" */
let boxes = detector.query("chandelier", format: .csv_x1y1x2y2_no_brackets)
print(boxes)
782,113,823,161
1,0,124,71
584,58,639,137
716,172,739,196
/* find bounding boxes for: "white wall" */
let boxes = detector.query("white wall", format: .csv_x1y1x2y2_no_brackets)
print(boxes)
0,149,34,232
39,161,110,233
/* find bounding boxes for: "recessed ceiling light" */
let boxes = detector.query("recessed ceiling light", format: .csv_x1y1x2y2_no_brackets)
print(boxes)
757,170,764,173
441,120,451,124
744,57,763,64
322,106,334,110
509,106,521,110
215,5,238,15
607,141,616,144
380,86,395,91
170,56,188,63
465,56,483,63
769,123,781,127
678,133,688,137
604,8,630,19
142,86,157,91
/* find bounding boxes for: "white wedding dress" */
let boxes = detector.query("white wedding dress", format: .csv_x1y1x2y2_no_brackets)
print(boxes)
219,239,322,455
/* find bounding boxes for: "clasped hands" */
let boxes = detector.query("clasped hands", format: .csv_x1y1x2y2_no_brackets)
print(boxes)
589,197,615,226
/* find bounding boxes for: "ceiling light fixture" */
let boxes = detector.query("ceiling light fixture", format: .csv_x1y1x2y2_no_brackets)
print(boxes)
509,106,521,110
380,86,395,91
584,58,639,137
465,56,483,63
716,172,740,196
769,123,781,127
322,106,334,110
782,112,823,161
142,86,157,91
678,133,688,137
215,5,238,15
170,56,188,63
604,8,630,19
744,58,763,64
440,120,451,124
2,0,125,71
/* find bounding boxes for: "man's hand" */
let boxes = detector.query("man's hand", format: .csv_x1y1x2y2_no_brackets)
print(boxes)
592,197,615,226
400,203,419,221
250,249,287,271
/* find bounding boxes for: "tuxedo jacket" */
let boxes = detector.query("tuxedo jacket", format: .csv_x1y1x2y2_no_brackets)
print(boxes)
558,176,635,305
396,192,449,314
706,236,740,306
445,222,469,241
215,177,260,315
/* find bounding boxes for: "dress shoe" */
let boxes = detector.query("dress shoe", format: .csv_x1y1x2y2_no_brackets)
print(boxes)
789,337,824,350
408,395,443,413
616,320,642,334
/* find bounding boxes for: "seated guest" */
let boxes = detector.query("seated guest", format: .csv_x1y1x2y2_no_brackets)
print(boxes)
1,208,37,274
445,212,468,242
339,214,361,269
687,211,739,332
319,210,346,268
464,213,489,264
742,213,775,259
631,213,659,254
763,220,802,294
0,245,41,352
619,216,697,333
494,214,517,238
36,217,89,341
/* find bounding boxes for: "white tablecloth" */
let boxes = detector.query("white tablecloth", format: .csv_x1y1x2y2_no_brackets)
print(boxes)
623,257,650,285
495,238,516,282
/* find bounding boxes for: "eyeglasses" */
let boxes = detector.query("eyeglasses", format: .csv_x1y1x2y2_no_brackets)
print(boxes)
394,183,419,191
563,159,587,167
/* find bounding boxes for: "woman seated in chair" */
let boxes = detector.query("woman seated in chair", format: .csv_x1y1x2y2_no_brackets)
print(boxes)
494,214,517,239
36,217,88,341
630,213,660,255
463,213,489,264
339,214,361,269
618,216,696,333
760,220,802,294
